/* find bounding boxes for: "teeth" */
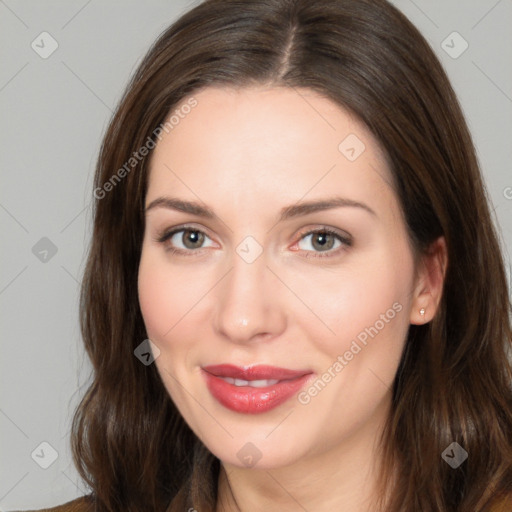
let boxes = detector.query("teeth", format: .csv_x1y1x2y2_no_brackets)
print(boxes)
220,377,280,387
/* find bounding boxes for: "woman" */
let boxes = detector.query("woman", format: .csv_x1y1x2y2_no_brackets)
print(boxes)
23,0,512,510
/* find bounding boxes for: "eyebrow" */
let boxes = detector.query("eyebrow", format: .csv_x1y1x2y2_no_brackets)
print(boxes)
144,196,377,220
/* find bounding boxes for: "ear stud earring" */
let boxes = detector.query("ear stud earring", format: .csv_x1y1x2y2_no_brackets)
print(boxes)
419,308,426,316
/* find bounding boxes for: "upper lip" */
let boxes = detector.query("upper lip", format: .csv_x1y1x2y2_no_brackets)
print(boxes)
202,364,312,380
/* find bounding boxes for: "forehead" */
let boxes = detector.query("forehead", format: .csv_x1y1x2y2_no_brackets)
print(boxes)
147,86,398,221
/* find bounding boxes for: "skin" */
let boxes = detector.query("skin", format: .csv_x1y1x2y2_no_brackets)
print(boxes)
138,86,447,511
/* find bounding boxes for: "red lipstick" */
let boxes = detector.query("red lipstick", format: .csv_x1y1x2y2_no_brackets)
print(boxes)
202,364,313,414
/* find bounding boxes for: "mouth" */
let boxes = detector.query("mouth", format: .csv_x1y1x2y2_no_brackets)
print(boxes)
201,364,313,414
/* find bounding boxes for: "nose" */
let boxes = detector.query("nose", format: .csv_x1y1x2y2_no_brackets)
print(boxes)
212,249,287,345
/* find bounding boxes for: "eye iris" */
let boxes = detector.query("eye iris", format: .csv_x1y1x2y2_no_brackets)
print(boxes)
182,230,204,249
312,232,335,251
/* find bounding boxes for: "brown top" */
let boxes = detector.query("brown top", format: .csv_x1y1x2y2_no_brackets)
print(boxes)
13,493,512,511
12,496,93,512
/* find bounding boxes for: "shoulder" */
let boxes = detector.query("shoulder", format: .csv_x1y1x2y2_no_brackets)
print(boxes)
11,495,94,512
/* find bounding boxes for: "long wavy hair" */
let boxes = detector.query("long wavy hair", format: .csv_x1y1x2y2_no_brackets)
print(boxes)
72,0,512,510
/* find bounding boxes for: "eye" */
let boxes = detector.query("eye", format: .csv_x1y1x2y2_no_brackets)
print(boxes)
156,226,215,253
295,228,352,258
155,225,351,258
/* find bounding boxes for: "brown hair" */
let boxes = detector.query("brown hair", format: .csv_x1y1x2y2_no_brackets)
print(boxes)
72,0,512,510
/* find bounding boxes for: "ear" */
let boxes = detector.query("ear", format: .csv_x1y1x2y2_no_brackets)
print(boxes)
409,236,448,325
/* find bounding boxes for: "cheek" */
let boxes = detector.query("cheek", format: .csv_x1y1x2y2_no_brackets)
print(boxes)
137,249,207,342
137,258,173,340
137,250,203,411
292,242,414,361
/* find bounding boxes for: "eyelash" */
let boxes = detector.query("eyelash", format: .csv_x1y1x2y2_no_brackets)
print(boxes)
154,224,352,259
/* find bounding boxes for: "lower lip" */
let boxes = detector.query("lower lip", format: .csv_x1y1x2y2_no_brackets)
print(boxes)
202,371,312,414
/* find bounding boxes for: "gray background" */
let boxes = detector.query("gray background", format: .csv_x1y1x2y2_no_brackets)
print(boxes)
1,0,511,509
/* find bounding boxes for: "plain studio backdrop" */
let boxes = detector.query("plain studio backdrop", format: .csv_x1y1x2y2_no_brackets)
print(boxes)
0,0,511,509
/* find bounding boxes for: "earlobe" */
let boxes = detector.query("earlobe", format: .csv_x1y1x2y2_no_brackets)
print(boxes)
410,236,448,325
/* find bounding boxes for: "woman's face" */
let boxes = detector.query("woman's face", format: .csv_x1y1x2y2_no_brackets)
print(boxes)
138,86,419,469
